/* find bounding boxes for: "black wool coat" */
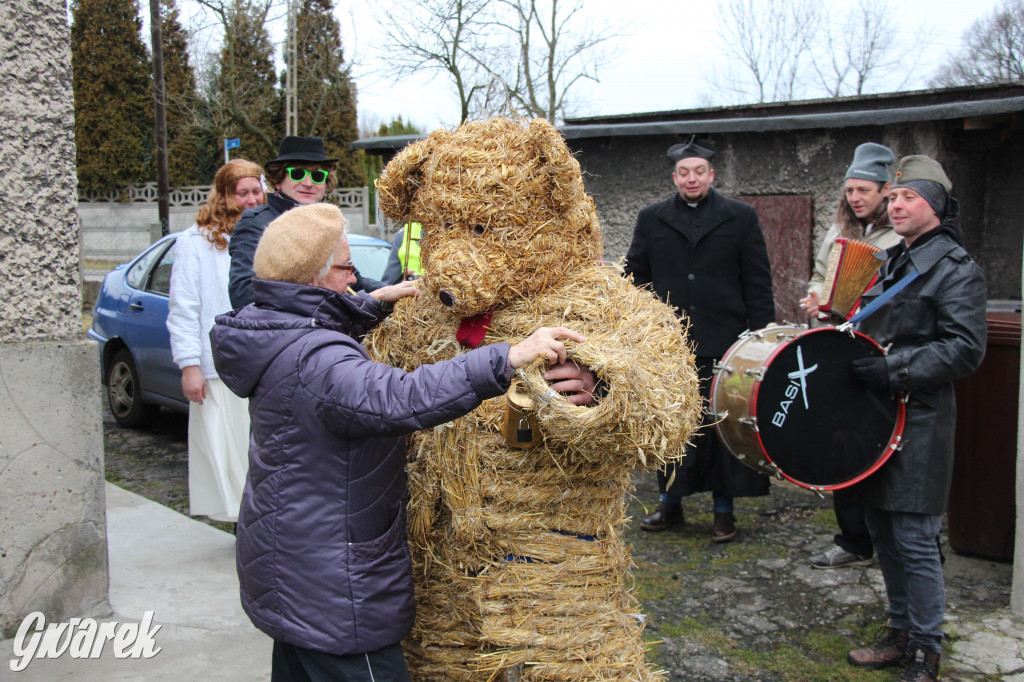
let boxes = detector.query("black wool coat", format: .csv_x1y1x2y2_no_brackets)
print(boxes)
625,187,776,499
624,188,776,359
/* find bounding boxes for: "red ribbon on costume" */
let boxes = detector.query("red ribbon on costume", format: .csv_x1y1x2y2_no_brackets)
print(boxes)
456,310,495,349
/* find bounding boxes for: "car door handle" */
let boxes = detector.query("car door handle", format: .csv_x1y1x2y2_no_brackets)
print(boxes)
129,302,144,312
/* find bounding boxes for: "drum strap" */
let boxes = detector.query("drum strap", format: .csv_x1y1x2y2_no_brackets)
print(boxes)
848,269,920,326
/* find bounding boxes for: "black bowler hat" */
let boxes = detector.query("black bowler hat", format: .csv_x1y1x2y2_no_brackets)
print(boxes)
268,136,338,165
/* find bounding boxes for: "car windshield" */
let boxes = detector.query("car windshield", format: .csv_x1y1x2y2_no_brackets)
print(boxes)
351,243,390,281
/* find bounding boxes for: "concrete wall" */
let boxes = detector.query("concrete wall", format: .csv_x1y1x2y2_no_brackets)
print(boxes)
79,203,373,262
571,122,1022,301
0,0,109,638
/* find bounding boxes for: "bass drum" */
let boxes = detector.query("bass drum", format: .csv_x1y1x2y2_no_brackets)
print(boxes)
710,325,904,491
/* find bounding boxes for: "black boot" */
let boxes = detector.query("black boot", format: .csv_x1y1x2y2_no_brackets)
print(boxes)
640,502,684,531
898,645,941,682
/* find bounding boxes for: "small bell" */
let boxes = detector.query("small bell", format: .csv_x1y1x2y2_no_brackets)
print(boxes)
502,380,542,448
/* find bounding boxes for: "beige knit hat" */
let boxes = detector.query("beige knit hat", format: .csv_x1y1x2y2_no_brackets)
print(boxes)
253,203,346,284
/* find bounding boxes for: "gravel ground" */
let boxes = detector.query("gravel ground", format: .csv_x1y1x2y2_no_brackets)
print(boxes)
102,398,1014,681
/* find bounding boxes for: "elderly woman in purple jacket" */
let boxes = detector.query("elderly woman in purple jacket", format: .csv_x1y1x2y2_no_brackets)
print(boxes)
210,203,584,682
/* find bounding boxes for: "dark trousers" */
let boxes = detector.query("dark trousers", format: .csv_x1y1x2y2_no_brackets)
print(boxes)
271,641,410,682
865,508,945,652
658,357,769,501
832,487,873,557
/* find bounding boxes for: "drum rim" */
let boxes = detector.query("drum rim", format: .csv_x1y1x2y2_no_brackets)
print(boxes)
712,326,907,491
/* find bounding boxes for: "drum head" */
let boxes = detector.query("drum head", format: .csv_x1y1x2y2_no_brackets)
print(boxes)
754,329,898,488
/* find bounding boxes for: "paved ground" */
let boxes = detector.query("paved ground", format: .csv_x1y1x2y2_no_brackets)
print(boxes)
3,400,1020,680
0,484,271,680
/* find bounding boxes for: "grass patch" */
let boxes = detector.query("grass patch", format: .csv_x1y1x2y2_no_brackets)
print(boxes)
708,539,786,566
805,506,839,530
633,559,688,602
667,617,737,651
83,258,126,271
738,642,892,681
646,614,895,681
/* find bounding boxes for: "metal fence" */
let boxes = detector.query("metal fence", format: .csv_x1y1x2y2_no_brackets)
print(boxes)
79,183,371,264
78,182,367,209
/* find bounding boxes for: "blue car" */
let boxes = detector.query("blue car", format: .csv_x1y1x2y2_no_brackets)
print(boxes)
89,231,394,428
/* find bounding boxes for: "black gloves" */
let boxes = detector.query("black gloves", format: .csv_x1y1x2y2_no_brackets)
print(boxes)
851,356,889,391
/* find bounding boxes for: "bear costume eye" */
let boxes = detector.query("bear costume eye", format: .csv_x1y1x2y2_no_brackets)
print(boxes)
471,224,486,236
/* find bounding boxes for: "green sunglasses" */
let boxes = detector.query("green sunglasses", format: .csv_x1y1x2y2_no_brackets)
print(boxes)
285,167,329,184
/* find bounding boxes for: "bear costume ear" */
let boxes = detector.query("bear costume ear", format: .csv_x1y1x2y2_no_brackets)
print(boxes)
376,132,444,222
526,118,586,214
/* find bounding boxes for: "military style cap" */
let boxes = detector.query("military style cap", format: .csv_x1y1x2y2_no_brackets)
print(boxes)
892,155,952,192
892,155,955,220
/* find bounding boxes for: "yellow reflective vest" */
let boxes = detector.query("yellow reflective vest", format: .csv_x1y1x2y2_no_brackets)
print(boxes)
398,222,423,276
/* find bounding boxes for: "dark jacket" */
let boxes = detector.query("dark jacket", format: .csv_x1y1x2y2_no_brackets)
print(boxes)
228,192,383,309
624,188,776,358
855,226,987,514
210,279,511,655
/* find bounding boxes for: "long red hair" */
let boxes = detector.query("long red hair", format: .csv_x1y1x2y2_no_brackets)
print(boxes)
194,159,266,250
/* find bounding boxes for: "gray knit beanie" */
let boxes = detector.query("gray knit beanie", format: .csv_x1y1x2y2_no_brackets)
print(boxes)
844,142,894,183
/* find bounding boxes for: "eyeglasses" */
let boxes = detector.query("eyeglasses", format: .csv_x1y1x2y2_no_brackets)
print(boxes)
285,167,329,184
331,262,355,273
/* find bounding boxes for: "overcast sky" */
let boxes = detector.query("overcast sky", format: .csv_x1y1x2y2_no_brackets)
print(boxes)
333,0,1004,132
174,0,1006,134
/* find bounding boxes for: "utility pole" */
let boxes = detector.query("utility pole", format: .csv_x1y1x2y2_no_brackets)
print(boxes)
285,0,298,136
149,0,170,236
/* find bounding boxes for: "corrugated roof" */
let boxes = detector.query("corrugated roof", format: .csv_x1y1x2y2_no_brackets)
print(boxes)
350,84,1024,152
559,96,1024,139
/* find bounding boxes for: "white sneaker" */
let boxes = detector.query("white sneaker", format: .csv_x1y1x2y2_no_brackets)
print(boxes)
809,544,875,569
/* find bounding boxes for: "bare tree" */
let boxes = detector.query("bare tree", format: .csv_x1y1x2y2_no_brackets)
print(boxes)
377,0,617,124
713,0,820,103
487,0,618,122
712,0,919,104
190,0,283,161
931,0,1024,86
810,0,915,97
376,0,494,123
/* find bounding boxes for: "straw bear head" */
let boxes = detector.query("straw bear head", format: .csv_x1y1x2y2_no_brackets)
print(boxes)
376,117,603,317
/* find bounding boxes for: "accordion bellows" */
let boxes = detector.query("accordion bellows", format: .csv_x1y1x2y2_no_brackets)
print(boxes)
820,237,884,320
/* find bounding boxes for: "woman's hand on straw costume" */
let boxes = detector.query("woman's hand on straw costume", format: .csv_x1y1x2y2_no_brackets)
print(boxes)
371,280,421,304
509,327,585,370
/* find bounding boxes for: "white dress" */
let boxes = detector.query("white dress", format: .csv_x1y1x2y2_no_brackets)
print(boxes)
167,225,250,522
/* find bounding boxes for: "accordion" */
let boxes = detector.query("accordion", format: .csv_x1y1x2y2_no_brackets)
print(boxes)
819,238,884,321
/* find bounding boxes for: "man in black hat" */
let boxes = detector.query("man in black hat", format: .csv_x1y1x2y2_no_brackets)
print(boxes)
229,136,384,308
845,155,986,682
624,137,775,543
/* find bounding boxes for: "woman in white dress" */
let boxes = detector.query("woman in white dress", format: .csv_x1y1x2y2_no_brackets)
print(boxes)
168,159,265,523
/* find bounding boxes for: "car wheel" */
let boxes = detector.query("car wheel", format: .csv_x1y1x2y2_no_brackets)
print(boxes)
107,349,160,428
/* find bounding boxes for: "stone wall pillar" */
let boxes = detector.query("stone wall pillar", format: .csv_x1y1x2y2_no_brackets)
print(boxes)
0,0,109,637
1014,242,1024,615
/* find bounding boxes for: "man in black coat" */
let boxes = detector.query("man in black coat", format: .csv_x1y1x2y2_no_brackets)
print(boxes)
624,138,775,542
228,136,383,309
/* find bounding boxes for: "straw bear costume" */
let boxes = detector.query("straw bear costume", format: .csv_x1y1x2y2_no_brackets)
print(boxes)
366,118,702,681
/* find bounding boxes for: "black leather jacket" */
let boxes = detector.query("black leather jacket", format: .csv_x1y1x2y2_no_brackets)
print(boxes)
228,192,384,309
855,224,987,514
